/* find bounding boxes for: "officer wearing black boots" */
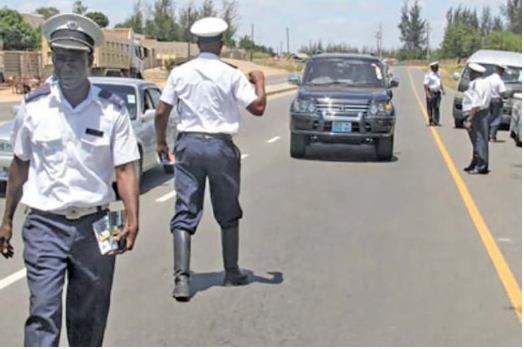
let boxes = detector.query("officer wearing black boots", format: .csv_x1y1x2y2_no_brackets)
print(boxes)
155,17,267,301
486,64,507,142
424,61,446,126
463,63,492,175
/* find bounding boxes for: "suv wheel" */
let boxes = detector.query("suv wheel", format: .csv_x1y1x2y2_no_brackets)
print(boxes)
290,133,308,158
376,136,394,161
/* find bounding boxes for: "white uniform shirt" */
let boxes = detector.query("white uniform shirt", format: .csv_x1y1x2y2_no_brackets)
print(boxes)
12,82,140,211
160,52,258,135
485,73,507,99
424,71,442,92
462,77,492,114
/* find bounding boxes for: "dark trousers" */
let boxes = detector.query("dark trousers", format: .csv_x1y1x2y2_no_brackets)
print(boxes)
22,211,115,347
489,98,503,138
426,91,441,124
467,109,490,172
171,133,243,234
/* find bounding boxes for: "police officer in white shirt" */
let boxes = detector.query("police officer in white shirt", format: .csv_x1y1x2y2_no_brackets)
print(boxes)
486,64,508,142
155,17,267,301
463,63,492,175
0,14,140,346
424,61,446,126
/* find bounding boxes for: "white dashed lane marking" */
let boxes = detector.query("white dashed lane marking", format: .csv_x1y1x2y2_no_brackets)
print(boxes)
241,154,249,159
267,136,281,144
156,191,177,203
0,268,26,291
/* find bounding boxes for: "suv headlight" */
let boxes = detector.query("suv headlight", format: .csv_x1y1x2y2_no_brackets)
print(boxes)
293,99,316,113
368,101,392,117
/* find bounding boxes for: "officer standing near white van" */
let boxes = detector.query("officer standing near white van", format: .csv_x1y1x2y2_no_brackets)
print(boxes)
0,14,140,346
424,61,446,126
155,17,267,301
463,63,492,175
486,64,507,142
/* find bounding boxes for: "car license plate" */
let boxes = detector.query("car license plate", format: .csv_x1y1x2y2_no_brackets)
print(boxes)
332,122,352,133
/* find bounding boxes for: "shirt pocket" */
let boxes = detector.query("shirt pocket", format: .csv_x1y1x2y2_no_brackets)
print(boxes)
32,129,64,173
79,133,111,168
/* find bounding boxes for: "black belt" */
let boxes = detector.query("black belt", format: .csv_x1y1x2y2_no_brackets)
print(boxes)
179,132,233,141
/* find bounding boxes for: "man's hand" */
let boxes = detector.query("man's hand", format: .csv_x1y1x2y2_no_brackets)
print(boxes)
0,221,14,259
426,93,431,100
109,221,138,255
156,141,170,159
249,70,265,85
465,119,473,132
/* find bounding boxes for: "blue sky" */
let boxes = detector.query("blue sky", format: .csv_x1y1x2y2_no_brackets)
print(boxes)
5,0,508,52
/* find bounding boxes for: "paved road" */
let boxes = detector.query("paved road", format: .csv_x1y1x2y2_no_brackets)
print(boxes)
0,66,520,346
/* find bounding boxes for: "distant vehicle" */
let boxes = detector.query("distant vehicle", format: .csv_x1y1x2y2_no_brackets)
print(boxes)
288,53,399,160
452,50,522,128
0,77,178,190
510,93,522,147
41,28,150,79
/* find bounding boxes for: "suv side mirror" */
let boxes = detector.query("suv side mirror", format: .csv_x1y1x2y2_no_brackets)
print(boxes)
452,72,460,81
142,109,155,123
389,78,399,88
11,106,20,116
288,74,301,86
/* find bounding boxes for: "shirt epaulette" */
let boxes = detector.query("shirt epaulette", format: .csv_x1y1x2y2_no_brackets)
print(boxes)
220,60,238,69
24,85,51,103
98,89,125,110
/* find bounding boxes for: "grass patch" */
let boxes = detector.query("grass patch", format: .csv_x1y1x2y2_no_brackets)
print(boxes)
253,58,304,73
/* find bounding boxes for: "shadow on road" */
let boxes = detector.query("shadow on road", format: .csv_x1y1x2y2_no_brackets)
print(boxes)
140,167,173,195
297,144,399,163
188,270,284,299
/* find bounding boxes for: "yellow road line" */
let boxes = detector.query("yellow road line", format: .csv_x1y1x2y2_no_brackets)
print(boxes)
407,68,522,323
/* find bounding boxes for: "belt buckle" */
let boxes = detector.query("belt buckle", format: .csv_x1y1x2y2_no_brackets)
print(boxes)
66,207,81,220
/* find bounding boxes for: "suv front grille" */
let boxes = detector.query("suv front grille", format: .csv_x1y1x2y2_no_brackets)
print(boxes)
316,101,369,117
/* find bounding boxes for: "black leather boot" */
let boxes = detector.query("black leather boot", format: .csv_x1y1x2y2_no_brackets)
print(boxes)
221,226,248,286
173,229,191,301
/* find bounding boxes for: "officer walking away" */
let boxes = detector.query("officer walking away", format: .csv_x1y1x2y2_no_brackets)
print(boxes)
0,14,140,346
155,17,267,301
463,63,492,175
424,61,446,126
486,64,507,142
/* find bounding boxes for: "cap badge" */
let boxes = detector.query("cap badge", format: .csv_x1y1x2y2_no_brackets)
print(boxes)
67,20,79,30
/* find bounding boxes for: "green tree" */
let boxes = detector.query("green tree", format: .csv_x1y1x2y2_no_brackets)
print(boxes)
238,35,254,51
145,0,181,41
178,3,200,43
0,8,39,50
85,12,109,28
492,16,504,31
398,0,426,59
115,0,144,34
501,0,522,34
72,0,88,15
479,6,493,45
441,23,481,58
200,0,217,17
34,6,59,20
486,31,522,52
221,0,239,48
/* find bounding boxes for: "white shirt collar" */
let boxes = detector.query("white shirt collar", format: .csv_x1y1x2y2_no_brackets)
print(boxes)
51,81,97,113
198,52,220,60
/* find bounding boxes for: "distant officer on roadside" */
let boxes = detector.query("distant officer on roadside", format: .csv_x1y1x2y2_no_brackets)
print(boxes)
424,61,446,126
0,14,140,346
486,64,507,142
155,17,267,301
463,63,492,175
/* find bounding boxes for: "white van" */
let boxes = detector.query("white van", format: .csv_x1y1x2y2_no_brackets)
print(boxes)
452,50,522,128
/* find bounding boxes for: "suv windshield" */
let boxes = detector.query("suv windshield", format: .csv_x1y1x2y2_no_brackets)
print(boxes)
462,64,522,84
94,84,138,120
303,58,387,88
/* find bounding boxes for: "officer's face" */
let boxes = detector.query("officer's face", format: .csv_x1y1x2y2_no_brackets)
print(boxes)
52,48,93,90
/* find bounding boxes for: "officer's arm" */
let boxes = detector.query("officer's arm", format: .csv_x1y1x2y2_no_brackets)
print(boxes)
423,84,431,99
155,101,173,155
0,156,29,258
247,71,267,116
114,162,139,252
